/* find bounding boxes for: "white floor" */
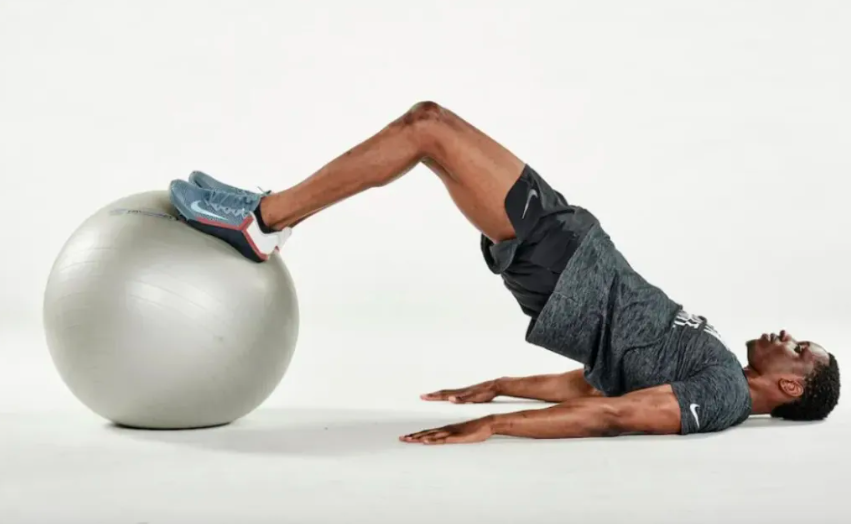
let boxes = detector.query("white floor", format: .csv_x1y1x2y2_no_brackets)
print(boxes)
2,328,850,524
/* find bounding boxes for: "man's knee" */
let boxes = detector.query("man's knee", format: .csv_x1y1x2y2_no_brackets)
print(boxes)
402,101,445,126
395,101,456,158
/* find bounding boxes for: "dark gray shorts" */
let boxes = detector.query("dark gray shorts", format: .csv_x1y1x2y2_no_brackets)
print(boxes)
481,165,598,319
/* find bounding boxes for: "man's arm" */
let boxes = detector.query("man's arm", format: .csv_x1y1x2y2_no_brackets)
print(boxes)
496,370,604,402
492,385,682,439
421,369,602,404
402,385,682,444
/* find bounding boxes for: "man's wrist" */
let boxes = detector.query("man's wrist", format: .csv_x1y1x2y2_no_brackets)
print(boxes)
487,413,510,435
491,378,506,396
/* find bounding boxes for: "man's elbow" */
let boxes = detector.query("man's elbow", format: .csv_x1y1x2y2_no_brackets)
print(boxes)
604,401,681,436
594,402,632,437
599,401,665,436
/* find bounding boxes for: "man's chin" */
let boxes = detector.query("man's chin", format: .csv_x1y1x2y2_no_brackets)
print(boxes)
745,339,757,364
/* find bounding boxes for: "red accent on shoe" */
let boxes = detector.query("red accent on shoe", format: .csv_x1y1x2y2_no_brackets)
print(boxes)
193,214,268,261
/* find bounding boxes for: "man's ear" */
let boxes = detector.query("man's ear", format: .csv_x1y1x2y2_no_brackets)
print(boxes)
779,377,805,398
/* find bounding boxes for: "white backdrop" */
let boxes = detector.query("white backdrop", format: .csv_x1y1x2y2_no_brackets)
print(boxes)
1,0,849,411
3,2,851,523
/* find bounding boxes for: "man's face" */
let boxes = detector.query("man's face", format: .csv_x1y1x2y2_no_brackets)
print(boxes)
746,330,829,377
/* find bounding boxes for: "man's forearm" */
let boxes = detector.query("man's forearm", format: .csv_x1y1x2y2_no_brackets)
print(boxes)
490,399,621,439
495,370,600,403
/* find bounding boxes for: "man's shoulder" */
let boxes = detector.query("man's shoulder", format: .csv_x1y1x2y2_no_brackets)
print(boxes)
671,323,752,434
672,361,752,434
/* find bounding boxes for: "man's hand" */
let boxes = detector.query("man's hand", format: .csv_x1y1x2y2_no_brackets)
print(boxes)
420,381,499,404
400,416,495,445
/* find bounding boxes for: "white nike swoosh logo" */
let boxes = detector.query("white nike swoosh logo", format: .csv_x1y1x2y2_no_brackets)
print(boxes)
190,200,226,221
522,189,539,219
689,403,700,428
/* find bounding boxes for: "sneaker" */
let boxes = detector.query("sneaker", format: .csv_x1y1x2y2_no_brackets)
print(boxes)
169,180,287,263
188,171,271,197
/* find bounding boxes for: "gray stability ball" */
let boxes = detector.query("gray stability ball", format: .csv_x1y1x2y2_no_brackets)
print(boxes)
43,191,299,429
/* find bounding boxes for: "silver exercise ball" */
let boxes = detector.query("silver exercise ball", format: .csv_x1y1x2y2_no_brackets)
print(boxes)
43,190,299,429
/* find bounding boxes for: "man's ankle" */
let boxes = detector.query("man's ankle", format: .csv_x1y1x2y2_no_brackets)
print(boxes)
255,198,277,234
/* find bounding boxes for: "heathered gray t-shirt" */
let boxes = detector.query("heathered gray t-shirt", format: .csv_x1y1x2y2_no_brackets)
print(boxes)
526,221,752,435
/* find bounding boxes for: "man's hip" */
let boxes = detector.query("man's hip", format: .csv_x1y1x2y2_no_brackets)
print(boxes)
481,165,598,318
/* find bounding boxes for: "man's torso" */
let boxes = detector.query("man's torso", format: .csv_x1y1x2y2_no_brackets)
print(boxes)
480,166,753,434
524,222,753,433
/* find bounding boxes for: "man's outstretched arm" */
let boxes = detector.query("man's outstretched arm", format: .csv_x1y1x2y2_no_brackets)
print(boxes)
421,369,603,404
493,385,681,438
401,385,682,444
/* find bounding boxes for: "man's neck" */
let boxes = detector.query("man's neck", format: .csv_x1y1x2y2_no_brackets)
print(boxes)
744,368,777,415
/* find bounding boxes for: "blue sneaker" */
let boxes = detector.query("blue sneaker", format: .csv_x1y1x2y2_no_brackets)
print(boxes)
168,180,289,262
188,171,271,197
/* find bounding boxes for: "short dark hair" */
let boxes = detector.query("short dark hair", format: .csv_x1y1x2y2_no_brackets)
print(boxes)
771,353,840,421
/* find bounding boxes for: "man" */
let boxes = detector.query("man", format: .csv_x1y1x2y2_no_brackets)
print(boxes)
168,101,840,445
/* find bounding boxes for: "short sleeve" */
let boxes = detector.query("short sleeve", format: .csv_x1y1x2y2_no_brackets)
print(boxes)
671,365,752,435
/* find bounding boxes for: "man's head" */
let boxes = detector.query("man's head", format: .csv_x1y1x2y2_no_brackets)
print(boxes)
746,330,840,420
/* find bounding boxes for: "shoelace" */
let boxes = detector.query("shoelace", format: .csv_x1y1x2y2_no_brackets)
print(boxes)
206,189,259,219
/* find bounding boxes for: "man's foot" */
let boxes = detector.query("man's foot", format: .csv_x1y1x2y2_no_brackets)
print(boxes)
169,180,289,263
188,170,271,197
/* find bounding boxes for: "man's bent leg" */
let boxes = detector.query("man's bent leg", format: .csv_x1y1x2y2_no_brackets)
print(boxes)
261,101,524,243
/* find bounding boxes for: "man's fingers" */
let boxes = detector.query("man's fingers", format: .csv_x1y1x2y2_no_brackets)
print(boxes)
442,434,472,444
419,391,444,400
425,430,451,441
401,428,487,445
400,421,491,445
423,430,488,445
406,429,436,439
422,384,490,402
454,390,496,404
421,391,488,403
401,427,444,440
420,389,460,401
423,438,446,445
402,432,441,443
422,431,452,444
400,426,455,443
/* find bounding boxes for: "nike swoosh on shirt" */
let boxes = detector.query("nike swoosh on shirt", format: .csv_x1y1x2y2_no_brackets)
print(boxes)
190,200,226,221
522,189,539,219
689,403,700,429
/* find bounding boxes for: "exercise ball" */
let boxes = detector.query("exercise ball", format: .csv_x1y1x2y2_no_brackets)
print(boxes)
43,190,299,429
